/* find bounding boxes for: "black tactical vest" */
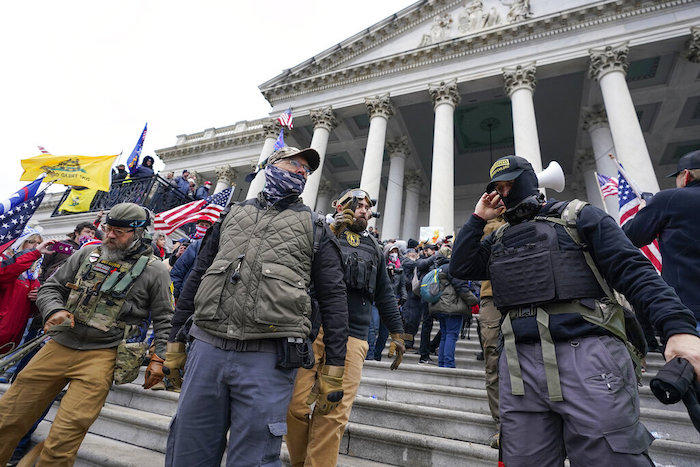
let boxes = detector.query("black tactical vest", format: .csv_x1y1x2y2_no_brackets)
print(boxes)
489,217,604,308
337,230,381,298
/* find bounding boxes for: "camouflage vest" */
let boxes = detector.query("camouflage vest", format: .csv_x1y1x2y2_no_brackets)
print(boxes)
193,198,315,341
66,248,154,332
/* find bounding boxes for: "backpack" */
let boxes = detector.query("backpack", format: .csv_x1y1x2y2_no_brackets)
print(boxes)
411,267,421,297
420,267,443,304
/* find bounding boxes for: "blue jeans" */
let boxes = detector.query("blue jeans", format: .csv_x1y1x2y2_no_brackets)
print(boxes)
366,305,380,359
435,313,463,368
166,338,297,467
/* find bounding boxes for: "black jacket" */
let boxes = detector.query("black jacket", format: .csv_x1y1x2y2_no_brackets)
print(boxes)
623,180,700,321
450,200,698,343
170,196,349,366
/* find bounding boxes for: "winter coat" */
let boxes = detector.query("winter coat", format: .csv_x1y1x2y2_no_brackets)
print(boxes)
0,249,41,352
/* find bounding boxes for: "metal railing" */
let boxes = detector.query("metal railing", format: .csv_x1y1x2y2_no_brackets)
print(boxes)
50,175,193,218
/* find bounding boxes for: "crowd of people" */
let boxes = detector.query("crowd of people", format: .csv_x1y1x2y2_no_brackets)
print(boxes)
0,146,698,466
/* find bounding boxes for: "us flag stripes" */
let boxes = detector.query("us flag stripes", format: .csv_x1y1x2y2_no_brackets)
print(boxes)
277,107,293,129
153,188,232,235
596,173,618,198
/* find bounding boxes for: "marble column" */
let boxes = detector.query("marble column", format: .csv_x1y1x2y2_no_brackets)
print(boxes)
589,43,660,194
214,165,236,194
359,95,394,209
246,119,281,199
402,171,422,240
302,107,338,210
315,180,334,216
582,107,620,217
574,151,605,211
381,137,409,240
503,63,544,176
428,81,460,235
687,26,700,63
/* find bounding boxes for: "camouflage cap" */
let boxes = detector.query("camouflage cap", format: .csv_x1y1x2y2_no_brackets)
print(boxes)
267,146,320,171
106,203,151,229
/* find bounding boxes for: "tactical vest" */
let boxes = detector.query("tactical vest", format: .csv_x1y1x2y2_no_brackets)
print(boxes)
337,230,381,298
193,198,315,340
65,247,153,332
489,210,604,308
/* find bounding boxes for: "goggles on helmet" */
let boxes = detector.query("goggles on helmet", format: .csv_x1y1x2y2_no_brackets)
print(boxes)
332,189,375,209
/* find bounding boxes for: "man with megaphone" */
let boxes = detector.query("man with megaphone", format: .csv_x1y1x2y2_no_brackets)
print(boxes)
450,155,700,466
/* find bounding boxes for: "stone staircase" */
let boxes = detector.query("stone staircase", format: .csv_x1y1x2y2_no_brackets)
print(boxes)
2,324,699,466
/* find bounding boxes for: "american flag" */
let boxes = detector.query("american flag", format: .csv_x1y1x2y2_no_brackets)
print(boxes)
596,173,618,198
1,176,44,216
37,145,50,154
154,188,232,235
617,171,662,273
277,107,293,129
0,192,45,245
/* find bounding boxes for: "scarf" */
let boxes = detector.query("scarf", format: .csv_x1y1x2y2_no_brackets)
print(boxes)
262,164,306,205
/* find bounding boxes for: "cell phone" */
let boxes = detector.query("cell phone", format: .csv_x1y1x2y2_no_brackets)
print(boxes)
51,241,75,255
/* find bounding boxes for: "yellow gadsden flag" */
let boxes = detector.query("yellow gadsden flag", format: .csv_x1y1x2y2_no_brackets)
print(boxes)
58,187,100,213
20,154,118,191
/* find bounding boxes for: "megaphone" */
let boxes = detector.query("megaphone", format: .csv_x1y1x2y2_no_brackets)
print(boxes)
537,161,565,192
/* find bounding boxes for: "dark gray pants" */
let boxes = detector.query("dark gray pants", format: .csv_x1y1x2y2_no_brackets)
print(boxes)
165,338,297,467
499,335,654,467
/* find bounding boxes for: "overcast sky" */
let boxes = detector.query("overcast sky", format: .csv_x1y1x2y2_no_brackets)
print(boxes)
0,0,414,196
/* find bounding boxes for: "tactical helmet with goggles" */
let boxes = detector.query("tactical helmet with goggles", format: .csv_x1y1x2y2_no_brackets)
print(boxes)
106,203,151,229
332,189,376,209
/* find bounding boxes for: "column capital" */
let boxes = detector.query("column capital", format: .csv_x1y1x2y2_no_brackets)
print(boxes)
588,42,629,82
687,26,700,63
310,106,338,132
428,80,460,109
575,150,596,174
404,170,422,188
503,63,536,96
365,95,394,120
582,106,609,133
317,180,334,197
262,118,282,139
386,137,410,158
215,165,236,185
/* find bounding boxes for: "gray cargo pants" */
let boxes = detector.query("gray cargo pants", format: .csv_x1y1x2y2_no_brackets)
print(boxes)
165,338,297,467
499,335,654,466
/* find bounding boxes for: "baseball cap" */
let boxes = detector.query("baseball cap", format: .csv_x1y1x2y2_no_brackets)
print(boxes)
666,150,700,177
204,181,212,186
267,146,320,171
486,155,533,192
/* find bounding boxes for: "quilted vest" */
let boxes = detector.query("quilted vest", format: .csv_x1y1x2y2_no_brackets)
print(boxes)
193,198,315,340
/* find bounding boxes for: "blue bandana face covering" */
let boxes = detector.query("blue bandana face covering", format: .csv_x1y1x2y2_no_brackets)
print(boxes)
263,164,306,204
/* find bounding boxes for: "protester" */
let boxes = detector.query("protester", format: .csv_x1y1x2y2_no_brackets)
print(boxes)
0,203,174,466
165,146,348,466
152,232,167,259
174,170,191,195
112,164,128,182
39,221,96,281
450,155,700,466
130,155,155,178
286,188,404,467
415,243,439,364
195,181,212,199
371,242,407,361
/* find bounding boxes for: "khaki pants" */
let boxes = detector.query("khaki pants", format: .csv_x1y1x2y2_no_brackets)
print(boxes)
286,331,368,467
0,340,115,467
478,297,500,426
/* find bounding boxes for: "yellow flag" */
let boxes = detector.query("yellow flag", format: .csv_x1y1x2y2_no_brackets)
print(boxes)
20,154,118,191
58,187,100,213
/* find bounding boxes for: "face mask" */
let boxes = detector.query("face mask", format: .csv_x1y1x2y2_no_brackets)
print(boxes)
263,164,306,203
389,253,398,262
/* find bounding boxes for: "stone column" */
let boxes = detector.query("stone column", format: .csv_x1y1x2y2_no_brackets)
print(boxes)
381,137,409,240
315,181,334,215
402,171,422,240
589,43,659,193
246,119,281,199
214,165,236,194
687,26,700,63
302,107,338,210
359,95,394,210
573,151,605,211
503,63,544,176
582,107,620,217
428,81,460,235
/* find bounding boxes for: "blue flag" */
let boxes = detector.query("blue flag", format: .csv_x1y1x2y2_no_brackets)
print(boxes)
0,175,44,216
0,191,46,245
126,123,148,175
273,128,285,151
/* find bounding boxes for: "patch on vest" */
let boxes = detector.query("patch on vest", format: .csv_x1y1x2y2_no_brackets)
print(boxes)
344,230,361,247
93,261,116,275
88,251,100,263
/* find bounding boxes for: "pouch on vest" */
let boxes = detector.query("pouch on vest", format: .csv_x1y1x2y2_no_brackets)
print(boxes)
420,268,443,304
113,324,149,385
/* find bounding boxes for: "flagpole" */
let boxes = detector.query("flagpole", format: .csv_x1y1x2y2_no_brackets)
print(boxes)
593,171,610,215
608,154,643,197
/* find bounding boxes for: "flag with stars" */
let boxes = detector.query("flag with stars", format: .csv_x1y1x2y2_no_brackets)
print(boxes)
618,170,662,273
277,107,293,129
0,176,44,216
154,188,232,235
596,173,618,198
0,191,46,245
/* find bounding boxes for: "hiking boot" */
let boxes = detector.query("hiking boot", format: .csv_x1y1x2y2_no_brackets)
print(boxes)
475,351,484,361
419,357,435,365
489,432,500,449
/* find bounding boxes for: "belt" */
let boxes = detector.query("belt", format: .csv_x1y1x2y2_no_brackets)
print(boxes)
190,324,280,353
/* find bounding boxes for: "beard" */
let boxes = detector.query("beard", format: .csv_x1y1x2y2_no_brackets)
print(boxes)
348,216,368,233
100,237,136,262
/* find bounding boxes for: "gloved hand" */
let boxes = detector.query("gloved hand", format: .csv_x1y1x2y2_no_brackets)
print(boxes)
143,353,165,389
163,342,187,392
387,333,405,370
330,209,355,236
306,365,344,415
